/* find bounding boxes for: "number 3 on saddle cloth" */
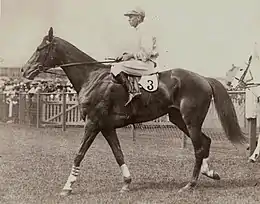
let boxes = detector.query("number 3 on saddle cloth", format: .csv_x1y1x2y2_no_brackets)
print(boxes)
120,73,159,106
111,59,159,106
131,74,158,92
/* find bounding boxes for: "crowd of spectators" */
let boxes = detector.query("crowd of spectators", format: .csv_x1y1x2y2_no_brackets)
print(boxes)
0,77,76,123
0,77,75,94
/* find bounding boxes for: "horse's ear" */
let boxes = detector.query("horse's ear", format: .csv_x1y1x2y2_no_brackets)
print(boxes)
48,27,54,41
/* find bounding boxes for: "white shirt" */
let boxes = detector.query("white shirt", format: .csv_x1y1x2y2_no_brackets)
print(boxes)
133,22,159,63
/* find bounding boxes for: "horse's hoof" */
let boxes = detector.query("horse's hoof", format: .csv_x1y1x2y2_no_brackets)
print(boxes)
178,183,194,193
248,158,256,163
212,172,221,180
177,188,185,193
120,185,130,194
202,171,220,180
178,187,192,194
60,189,72,196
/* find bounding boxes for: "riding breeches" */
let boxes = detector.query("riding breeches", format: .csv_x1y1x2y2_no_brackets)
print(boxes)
110,60,155,76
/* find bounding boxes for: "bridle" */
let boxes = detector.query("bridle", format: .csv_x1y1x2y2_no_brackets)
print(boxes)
36,39,55,73
35,39,117,77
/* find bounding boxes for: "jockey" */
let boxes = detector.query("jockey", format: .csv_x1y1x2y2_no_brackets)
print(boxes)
111,7,159,106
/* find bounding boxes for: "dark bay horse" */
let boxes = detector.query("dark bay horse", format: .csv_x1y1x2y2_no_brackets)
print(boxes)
22,27,246,196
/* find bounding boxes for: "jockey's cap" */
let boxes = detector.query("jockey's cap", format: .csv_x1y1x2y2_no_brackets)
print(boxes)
124,7,145,17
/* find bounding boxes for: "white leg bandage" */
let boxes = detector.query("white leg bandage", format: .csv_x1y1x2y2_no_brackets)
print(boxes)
201,158,214,177
120,164,130,178
63,166,80,190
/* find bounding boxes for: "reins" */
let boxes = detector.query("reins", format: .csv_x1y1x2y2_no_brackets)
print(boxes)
40,59,118,77
59,59,118,68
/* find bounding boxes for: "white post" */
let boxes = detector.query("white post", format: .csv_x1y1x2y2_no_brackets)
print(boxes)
245,87,258,155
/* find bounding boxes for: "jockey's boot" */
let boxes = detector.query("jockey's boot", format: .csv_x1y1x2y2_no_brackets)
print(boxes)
126,77,142,106
115,72,141,106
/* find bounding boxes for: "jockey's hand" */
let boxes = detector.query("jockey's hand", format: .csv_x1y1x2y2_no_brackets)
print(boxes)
115,56,123,62
121,53,134,61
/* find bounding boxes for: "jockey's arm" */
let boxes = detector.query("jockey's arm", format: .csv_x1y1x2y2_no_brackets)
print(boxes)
134,30,159,62
119,28,159,62
122,40,158,62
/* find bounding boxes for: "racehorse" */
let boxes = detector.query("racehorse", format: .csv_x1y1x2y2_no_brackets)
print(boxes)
22,27,246,196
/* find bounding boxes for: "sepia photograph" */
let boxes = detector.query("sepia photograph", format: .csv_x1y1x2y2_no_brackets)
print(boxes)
1,0,260,203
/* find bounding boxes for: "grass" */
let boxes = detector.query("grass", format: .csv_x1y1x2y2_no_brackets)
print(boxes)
0,123,260,204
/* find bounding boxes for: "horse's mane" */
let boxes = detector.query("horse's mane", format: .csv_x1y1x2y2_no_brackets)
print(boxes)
55,36,113,94
55,36,111,68
55,37,97,62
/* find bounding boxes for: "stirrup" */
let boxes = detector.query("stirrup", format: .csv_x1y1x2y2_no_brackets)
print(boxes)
125,92,141,106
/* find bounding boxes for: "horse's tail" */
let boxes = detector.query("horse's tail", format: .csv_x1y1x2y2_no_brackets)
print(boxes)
207,77,246,144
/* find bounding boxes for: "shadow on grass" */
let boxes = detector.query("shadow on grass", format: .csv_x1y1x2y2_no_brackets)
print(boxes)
132,177,259,192
57,176,260,199
87,178,258,194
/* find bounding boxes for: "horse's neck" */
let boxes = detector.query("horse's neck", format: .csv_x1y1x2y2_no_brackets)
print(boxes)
57,40,102,93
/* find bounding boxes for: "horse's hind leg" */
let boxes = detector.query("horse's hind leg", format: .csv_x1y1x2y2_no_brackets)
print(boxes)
101,129,132,193
168,108,189,137
169,108,220,189
173,96,218,192
60,119,99,196
200,133,220,180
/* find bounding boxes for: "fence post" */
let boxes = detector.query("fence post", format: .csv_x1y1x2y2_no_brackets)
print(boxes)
18,91,22,124
3,94,8,122
131,124,136,142
18,92,26,124
62,89,66,131
248,118,257,155
36,91,41,128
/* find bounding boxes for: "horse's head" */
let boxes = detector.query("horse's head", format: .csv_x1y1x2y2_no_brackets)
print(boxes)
22,27,60,79
226,65,245,87
225,56,253,89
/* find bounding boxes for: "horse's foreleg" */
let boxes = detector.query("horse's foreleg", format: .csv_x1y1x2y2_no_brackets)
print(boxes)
249,134,260,162
101,129,131,193
60,120,99,196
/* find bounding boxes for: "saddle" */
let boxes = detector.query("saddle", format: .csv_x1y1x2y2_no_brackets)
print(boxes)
111,72,159,106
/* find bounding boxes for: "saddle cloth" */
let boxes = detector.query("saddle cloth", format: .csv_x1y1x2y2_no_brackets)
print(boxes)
111,59,160,92
129,73,159,92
